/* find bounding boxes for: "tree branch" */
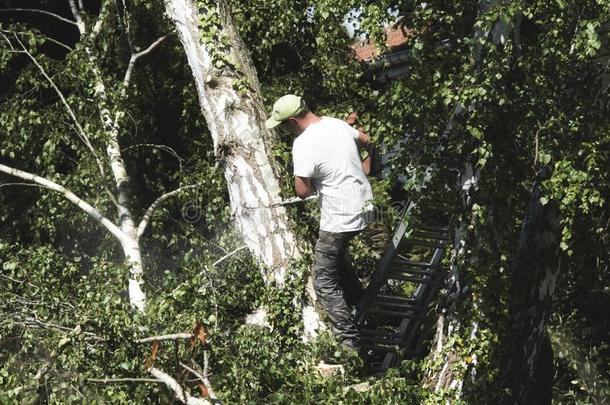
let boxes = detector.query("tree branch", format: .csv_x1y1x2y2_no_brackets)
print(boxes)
121,143,184,170
0,8,78,26
136,333,194,343
212,245,248,266
121,35,169,97
0,163,124,242
137,184,203,239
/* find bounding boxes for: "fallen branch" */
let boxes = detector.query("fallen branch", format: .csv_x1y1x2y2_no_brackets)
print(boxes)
149,367,210,405
180,360,219,403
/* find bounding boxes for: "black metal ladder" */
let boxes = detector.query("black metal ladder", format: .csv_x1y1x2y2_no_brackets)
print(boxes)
355,203,451,371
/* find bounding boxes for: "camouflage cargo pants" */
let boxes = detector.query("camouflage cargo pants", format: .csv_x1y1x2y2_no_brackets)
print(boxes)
313,229,364,346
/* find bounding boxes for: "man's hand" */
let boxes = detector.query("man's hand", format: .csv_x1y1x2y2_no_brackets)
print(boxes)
346,112,374,175
294,176,315,199
356,130,373,175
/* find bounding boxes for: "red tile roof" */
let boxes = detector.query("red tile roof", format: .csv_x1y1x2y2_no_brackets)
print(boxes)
350,25,410,61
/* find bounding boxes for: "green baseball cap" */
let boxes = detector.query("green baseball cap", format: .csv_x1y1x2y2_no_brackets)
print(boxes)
265,94,306,129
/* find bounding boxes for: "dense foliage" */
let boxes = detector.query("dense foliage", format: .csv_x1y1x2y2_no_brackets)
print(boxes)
1,0,608,403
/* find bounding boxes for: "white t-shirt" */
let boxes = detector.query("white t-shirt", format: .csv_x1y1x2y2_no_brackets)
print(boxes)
292,117,374,233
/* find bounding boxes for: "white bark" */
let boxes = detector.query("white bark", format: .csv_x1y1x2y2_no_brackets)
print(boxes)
163,0,322,335
162,0,299,279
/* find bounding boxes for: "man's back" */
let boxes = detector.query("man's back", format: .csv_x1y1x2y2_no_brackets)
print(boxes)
293,117,373,232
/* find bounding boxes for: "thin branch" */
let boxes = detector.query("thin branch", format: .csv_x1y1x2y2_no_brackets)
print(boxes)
1,29,73,51
5,32,118,207
0,182,44,189
212,246,248,267
0,163,124,242
137,184,203,239
136,333,194,343
121,35,168,97
121,143,184,170
0,8,78,26
88,377,162,384
148,367,210,405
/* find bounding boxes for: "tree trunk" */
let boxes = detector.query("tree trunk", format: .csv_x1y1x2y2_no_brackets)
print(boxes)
163,0,299,278
504,177,561,404
163,0,321,335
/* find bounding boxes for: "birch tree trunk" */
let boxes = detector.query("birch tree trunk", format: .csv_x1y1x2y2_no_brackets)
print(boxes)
162,0,300,283
69,0,147,310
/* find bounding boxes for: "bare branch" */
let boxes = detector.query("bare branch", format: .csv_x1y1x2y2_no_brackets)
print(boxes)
148,367,210,405
121,35,169,97
0,8,78,26
0,163,124,242
137,184,203,239
136,333,194,343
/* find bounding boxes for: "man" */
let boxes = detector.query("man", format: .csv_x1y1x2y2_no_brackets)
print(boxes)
266,94,374,352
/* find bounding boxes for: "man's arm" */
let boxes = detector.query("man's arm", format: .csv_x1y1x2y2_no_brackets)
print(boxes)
294,176,315,199
356,130,373,175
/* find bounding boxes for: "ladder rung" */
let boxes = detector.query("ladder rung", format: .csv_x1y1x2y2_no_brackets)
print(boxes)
387,272,440,285
370,300,420,311
403,239,448,249
360,343,414,356
389,265,435,276
376,294,417,304
364,308,427,319
416,224,450,233
393,258,438,269
411,230,451,241
361,328,396,337
361,336,409,346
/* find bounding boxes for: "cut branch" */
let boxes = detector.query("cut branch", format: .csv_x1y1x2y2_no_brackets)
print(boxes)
180,361,219,403
212,245,247,266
